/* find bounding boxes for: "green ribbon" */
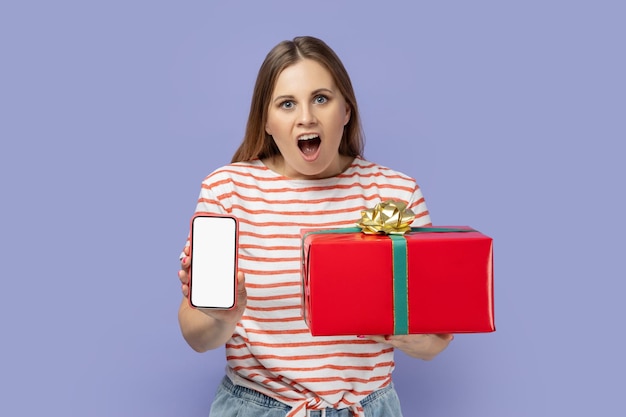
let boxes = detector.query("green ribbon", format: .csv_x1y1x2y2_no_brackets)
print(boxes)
302,227,476,334
389,234,409,334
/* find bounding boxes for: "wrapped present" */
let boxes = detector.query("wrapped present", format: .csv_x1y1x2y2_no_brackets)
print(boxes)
301,201,495,336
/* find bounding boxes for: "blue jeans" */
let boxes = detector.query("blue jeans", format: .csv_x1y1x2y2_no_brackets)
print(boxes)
208,376,404,417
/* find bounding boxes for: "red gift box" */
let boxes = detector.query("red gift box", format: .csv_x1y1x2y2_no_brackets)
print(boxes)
301,227,495,336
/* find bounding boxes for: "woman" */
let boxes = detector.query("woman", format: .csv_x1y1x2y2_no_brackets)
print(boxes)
178,36,453,417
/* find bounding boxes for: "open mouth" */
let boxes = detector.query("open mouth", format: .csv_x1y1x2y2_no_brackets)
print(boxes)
298,134,321,156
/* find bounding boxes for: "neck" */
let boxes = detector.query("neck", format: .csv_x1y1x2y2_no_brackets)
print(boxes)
263,155,354,179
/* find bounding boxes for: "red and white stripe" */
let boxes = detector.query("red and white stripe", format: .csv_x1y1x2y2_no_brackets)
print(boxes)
189,157,431,415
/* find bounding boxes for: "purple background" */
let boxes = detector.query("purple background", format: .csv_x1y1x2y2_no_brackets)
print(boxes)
1,1,624,416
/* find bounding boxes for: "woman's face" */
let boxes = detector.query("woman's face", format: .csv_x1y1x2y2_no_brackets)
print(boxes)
264,59,351,179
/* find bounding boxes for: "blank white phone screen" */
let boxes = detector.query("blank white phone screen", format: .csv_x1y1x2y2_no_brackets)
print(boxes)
190,216,237,308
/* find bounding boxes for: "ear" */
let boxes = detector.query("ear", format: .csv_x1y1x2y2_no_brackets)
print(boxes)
343,104,351,126
265,123,272,136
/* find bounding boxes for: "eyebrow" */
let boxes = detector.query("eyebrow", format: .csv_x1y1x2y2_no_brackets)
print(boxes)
272,88,335,104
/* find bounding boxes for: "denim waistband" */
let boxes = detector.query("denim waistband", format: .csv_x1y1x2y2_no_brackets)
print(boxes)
221,375,291,410
219,375,394,416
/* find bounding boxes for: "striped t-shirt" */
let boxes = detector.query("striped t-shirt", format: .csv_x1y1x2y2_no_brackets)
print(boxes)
189,157,431,416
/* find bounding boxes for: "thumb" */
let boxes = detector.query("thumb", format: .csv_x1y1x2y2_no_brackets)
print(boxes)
236,271,247,305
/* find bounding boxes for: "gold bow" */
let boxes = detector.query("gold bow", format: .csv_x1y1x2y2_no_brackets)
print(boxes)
357,200,415,235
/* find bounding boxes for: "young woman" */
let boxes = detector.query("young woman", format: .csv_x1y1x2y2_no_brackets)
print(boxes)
178,36,453,417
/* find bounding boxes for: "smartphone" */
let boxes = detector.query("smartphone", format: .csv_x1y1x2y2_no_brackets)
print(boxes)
189,214,238,309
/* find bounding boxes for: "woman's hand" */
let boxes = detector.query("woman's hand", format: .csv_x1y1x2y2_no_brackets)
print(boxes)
178,245,193,297
178,245,247,327
364,333,454,361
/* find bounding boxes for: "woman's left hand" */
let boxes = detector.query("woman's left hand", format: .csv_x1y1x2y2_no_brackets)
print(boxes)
365,333,454,361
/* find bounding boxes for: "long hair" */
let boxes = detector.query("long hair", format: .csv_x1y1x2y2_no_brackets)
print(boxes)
231,36,364,163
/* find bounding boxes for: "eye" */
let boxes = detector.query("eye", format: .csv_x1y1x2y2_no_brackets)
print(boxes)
280,100,295,110
314,95,328,104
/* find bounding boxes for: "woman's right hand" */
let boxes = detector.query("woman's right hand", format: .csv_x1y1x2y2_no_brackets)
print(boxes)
178,246,248,326
178,245,193,298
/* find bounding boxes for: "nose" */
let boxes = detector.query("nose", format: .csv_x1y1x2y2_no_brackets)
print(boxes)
298,103,317,126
